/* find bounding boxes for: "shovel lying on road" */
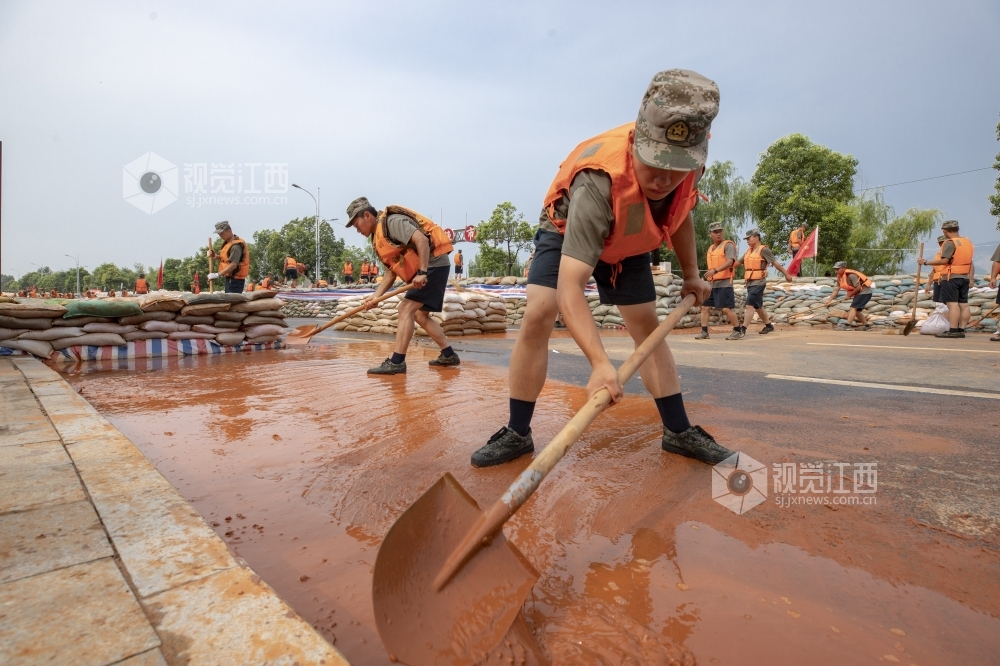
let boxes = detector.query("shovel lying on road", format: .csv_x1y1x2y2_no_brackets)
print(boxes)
284,283,413,345
969,304,999,329
902,243,925,336
372,294,698,666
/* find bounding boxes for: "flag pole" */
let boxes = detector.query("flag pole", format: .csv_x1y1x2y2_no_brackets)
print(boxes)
814,226,819,278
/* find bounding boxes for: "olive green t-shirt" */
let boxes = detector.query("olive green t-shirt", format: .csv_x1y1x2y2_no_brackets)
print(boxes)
539,169,677,267
846,272,873,295
385,214,451,269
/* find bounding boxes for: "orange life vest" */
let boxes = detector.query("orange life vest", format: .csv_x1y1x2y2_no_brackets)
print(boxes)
931,250,943,284
318,279,328,287
454,253,463,267
135,278,148,294
192,283,201,294
372,205,454,282
944,236,973,278
543,122,700,265
220,236,250,279
743,245,769,281
261,277,275,289
789,228,805,249
343,262,353,276
706,239,736,282
839,269,871,295
246,282,256,292
360,261,369,276
285,257,297,270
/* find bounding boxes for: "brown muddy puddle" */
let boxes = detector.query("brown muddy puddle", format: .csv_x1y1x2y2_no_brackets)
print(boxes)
60,341,1000,665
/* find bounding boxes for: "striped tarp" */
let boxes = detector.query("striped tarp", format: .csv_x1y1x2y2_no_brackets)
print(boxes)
52,338,284,362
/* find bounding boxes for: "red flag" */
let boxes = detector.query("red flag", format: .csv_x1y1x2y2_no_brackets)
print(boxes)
787,227,818,277
156,259,164,290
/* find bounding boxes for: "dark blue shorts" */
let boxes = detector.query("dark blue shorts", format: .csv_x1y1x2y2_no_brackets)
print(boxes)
224,277,245,294
850,292,872,310
405,265,450,312
526,230,656,306
745,284,766,309
703,286,736,309
932,282,940,303
938,277,969,304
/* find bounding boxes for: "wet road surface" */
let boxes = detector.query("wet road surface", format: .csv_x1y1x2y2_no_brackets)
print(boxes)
60,325,1000,665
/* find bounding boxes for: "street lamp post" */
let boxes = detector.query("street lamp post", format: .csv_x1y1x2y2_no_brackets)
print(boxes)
292,184,321,284
65,254,81,296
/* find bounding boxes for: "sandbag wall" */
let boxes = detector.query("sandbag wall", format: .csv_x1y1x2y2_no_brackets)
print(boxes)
281,292,508,335
0,291,288,359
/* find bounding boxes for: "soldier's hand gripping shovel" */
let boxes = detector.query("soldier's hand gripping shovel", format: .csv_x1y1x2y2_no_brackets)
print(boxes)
284,283,413,345
372,294,698,666
903,242,925,336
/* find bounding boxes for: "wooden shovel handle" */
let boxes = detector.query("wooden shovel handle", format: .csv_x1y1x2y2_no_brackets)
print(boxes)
207,237,215,294
433,293,698,591
296,284,413,339
911,243,924,320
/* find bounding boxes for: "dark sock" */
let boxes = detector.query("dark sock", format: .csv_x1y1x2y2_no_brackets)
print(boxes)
950,327,961,332
440,346,455,358
701,326,708,333
390,352,406,364
508,399,535,437
733,326,741,331
655,393,692,434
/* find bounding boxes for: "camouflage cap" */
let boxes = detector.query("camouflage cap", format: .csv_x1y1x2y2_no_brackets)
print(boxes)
345,196,374,227
708,222,724,232
941,219,959,231
634,69,719,171
744,228,761,239
936,235,947,243
214,220,231,234
833,261,847,269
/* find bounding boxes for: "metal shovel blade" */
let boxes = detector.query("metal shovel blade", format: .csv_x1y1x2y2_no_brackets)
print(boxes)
284,324,321,345
902,319,917,336
373,473,538,666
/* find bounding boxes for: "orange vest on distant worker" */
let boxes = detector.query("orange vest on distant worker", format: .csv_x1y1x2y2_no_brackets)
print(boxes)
839,269,871,295
317,279,328,287
373,205,454,282
944,236,973,278
261,277,275,289
285,257,297,270
789,228,805,250
454,253,463,267
343,262,353,276
220,236,250,279
743,245,769,281
246,282,256,292
543,122,700,265
706,240,736,282
931,250,944,284
360,261,369,276
135,278,148,294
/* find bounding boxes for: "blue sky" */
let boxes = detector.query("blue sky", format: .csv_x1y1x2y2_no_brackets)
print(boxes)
1,0,998,278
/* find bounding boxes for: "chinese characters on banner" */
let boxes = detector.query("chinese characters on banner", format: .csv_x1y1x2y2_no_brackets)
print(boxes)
443,225,478,243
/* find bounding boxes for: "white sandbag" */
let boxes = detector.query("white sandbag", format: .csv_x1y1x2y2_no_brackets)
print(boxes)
0,338,54,358
119,311,175,325
444,293,464,304
124,331,169,341
443,303,465,312
0,302,68,318
175,316,215,325
167,331,216,340
141,320,191,333
920,304,950,336
192,324,232,334
242,315,289,327
214,311,248,322
0,327,29,339
231,298,283,313
53,316,112,327
0,315,51,330
179,303,231,317
139,293,185,312
248,309,285,319
245,334,280,344
241,323,285,338
19,327,85,341
215,331,246,346
481,322,507,331
51,333,127,350
211,320,242,330
83,323,137,335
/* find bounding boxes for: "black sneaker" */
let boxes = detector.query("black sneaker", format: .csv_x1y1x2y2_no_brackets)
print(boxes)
759,323,774,334
429,352,461,367
471,426,534,468
661,425,734,465
368,358,407,375
935,330,965,338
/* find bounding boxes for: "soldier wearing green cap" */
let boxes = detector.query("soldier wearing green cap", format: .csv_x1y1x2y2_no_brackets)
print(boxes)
696,221,741,340
471,69,734,469
207,221,249,293
733,228,793,335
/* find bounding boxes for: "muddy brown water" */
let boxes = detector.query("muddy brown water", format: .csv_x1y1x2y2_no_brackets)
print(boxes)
60,340,1000,664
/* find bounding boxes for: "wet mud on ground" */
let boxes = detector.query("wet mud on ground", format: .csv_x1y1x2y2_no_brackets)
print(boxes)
61,338,1000,665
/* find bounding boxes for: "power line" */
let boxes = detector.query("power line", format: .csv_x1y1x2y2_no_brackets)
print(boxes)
860,166,994,192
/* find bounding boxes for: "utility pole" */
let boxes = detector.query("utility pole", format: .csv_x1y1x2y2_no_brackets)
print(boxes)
292,183,321,285
65,254,81,296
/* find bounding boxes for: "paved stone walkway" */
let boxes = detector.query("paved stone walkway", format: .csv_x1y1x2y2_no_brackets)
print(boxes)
0,357,349,665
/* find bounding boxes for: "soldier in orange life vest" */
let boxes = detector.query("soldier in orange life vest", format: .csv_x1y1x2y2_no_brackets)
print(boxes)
788,223,807,256
922,235,946,304
134,273,149,294
343,260,354,284
989,242,1000,342
825,261,873,331
261,273,276,290
284,255,299,288
345,196,461,374
918,219,974,338
470,69,734,469
454,249,464,277
207,221,250,293
733,229,793,335
695,221,742,340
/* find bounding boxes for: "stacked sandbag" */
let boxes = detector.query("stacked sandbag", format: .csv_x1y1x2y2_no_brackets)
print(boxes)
310,290,507,336
0,301,70,358
231,292,288,344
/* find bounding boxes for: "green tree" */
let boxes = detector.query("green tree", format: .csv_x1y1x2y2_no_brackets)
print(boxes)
751,134,858,265
251,217,346,282
990,114,1000,232
474,202,533,276
1,274,16,291
846,190,941,274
